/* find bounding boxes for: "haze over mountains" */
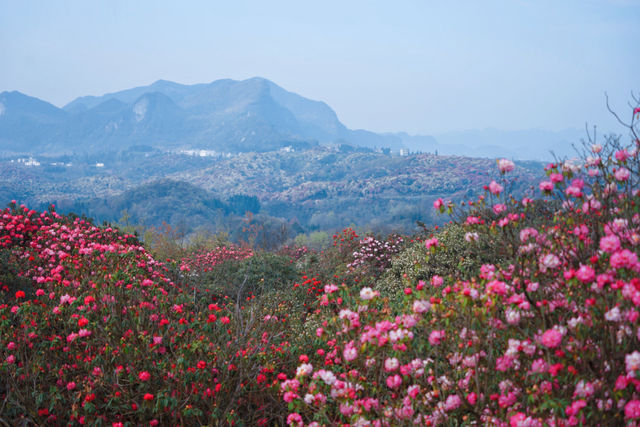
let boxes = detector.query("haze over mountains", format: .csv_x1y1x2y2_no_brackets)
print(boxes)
0,77,585,160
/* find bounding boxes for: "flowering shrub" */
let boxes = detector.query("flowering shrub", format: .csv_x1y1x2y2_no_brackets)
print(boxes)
377,223,506,301
180,244,253,273
282,109,640,425
0,206,299,425
196,252,300,300
347,235,404,279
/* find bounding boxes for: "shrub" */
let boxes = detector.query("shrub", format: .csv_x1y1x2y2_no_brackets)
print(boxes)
281,107,640,425
0,207,296,425
196,252,300,301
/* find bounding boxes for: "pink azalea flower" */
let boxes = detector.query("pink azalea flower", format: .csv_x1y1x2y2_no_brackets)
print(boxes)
615,167,631,181
386,374,402,389
489,180,504,195
425,238,438,249
539,180,554,192
498,159,515,173
599,235,620,253
625,400,640,419
343,342,358,362
575,265,595,283
615,149,630,162
412,300,431,314
433,198,444,210
384,357,399,372
444,394,462,411
428,330,445,346
540,329,562,348
550,172,564,183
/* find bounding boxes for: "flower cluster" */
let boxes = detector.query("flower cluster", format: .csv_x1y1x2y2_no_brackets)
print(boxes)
347,235,404,275
179,244,253,272
282,130,640,425
0,206,295,425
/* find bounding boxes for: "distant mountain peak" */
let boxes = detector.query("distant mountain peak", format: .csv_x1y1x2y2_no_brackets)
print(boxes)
2,78,407,155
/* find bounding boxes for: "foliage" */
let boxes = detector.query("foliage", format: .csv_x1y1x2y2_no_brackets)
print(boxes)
376,224,505,301
196,252,300,301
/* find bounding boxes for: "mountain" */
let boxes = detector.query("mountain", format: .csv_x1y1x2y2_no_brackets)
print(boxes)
0,91,68,153
0,78,587,159
0,78,409,155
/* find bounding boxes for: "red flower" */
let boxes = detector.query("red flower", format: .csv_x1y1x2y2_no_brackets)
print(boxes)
15,290,25,299
138,371,151,381
143,393,154,401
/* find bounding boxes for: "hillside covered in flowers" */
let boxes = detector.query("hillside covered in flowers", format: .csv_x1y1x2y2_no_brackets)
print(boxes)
2,108,640,425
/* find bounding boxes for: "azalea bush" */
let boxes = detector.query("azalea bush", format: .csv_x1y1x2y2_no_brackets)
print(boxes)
195,252,300,301
376,223,506,302
347,234,405,282
0,206,300,425
282,107,640,425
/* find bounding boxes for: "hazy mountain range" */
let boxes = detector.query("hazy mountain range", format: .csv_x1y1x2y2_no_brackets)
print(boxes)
0,77,587,160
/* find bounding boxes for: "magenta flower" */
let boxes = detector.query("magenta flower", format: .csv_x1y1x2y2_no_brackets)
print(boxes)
429,330,445,346
343,342,358,362
575,265,595,283
550,172,564,183
497,158,515,173
599,235,620,253
540,329,562,348
386,374,402,389
615,167,631,181
539,180,554,192
444,394,462,411
488,180,503,195
625,400,640,419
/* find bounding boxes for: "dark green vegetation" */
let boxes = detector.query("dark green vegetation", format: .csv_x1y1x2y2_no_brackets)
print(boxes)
0,147,542,239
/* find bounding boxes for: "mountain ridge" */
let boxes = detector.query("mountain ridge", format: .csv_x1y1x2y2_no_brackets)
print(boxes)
1,77,408,154
1,78,584,159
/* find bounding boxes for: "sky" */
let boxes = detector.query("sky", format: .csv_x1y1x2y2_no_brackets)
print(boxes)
1,0,638,134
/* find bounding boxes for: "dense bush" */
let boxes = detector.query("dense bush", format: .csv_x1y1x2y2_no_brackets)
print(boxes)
196,252,300,301
376,223,503,300
0,207,300,425
281,111,640,425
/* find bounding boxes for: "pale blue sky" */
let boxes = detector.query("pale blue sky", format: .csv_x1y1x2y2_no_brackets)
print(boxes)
1,0,638,133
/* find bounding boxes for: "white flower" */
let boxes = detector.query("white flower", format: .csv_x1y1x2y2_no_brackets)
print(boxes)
505,309,521,325
296,363,313,377
412,300,431,314
604,306,622,322
359,287,379,300
464,232,479,242
625,351,640,375
498,158,515,173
